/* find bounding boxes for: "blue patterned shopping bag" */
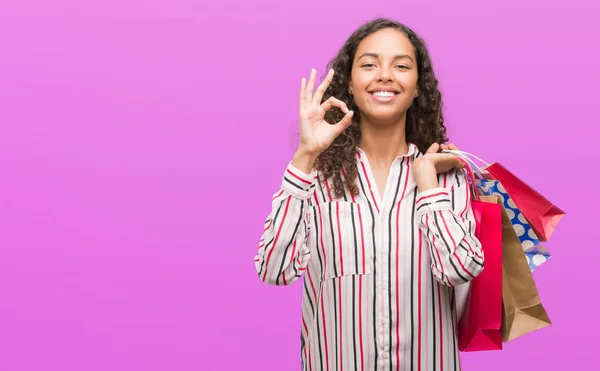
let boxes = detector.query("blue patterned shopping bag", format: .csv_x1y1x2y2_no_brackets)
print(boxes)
475,180,551,271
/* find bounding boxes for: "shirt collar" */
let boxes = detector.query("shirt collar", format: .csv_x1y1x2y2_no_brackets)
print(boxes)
356,142,419,162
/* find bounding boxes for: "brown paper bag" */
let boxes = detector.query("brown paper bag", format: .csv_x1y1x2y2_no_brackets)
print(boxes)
499,200,552,341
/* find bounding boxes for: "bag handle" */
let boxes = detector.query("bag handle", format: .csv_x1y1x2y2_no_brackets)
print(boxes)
442,149,491,167
456,157,481,202
442,149,489,179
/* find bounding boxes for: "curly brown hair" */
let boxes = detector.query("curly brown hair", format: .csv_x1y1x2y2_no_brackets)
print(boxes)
316,18,449,199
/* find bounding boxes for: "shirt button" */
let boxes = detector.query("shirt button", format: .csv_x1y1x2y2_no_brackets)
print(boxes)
382,353,389,360
381,319,386,325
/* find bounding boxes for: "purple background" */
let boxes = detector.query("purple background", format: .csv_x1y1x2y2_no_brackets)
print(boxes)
0,0,597,370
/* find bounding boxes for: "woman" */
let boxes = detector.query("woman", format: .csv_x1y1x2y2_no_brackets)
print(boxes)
254,18,483,371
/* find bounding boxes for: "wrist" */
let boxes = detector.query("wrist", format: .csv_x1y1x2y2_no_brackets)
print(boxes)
292,149,319,174
414,159,439,192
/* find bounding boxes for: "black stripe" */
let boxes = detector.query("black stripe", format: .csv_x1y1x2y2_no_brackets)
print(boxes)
454,169,462,188
258,198,286,276
451,287,458,370
351,203,359,273
433,212,469,283
431,271,437,371
352,275,358,371
356,169,378,369
410,178,418,367
312,210,324,280
318,177,328,203
450,215,484,267
301,333,306,370
275,202,305,285
387,159,405,364
304,278,315,315
333,279,339,371
328,203,338,277
284,177,305,191
424,225,443,282
416,199,451,212
316,283,324,369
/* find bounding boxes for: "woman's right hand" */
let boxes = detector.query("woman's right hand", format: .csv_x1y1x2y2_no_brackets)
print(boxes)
293,68,354,173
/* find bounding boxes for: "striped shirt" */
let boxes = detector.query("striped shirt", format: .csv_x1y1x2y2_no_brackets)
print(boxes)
254,143,484,371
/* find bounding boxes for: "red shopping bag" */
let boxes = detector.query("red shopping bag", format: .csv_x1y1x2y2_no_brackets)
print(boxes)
484,162,565,242
443,150,565,242
456,160,503,352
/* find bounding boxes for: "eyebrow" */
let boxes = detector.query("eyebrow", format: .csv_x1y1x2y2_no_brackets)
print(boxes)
357,52,415,63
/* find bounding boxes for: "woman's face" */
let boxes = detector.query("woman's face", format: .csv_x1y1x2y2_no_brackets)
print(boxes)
349,28,419,123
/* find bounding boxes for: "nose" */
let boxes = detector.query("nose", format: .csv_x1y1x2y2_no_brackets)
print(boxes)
377,65,393,82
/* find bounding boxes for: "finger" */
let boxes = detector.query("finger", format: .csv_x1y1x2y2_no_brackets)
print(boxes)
306,69,316,103
448,143,460,151
332,110,354,135
453,156,467,169
321,96,349,114
426,143,440,154
299,77,307,110
313,69,334,105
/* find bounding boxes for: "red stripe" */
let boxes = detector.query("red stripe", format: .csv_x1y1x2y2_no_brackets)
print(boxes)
287,168,312,184
302,315,309,334
272,189,285,200
282,271,287,285
325,179,333,202
316,202,327,278
336,202,344,276
438,283,444,371
440,214,476,279
418,230,423,371
301,315,309,371
320,286,330,371
416,191,449,204
307,267,317,298
358,205,366,272
358,160,380,213
313,188,320,207
262,197,291,282
289,240,298,265
460,172,470,218
359,276,365,371
339,278,343,371
395,161,410,370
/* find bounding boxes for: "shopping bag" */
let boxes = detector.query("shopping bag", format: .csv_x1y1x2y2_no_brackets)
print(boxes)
444,150,565,241
476,179,551,271
499,201,552,341
456,160,503,352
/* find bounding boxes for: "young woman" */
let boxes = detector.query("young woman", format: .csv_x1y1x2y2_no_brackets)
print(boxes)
254,18,483,371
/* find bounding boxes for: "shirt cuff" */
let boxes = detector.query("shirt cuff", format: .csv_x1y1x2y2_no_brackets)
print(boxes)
416,188,452,218
281,162,318,200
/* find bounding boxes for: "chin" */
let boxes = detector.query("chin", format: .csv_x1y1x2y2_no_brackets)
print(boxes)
364,107,406,123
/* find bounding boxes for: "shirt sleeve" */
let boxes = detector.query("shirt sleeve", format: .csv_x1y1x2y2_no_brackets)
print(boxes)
416,168,484,286
254,162,317,286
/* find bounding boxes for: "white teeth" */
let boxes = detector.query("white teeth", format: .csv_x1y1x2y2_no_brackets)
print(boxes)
372,91,396,97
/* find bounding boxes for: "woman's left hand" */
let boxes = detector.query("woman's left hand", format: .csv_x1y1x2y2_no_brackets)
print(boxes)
412,143,465,192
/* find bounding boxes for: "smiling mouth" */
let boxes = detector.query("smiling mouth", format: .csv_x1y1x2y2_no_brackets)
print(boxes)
370,91,399,97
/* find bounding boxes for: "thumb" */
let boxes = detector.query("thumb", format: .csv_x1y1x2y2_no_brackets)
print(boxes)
333,110,354,135
426,143,440,154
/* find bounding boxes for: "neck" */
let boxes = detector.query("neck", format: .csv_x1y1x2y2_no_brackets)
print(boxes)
358,114,409,168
